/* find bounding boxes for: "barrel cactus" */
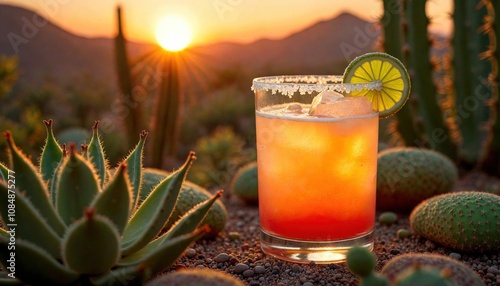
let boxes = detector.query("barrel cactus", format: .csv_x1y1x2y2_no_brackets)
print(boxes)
230,161,258,204
381,253,485,286
346,248,483,286
410,191,500,253
377,148,458,212
0,120,223,285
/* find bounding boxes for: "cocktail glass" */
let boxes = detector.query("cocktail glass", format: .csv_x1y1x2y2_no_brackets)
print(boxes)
252,75,381,264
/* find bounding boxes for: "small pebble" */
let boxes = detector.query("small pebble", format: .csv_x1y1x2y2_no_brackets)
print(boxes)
243,269,254,277
234,263,250,274
215,253,230,263
228,232,241,241
449,252,461,260
254,265,266,274
185,248,197,258
390,248,400,255
379,212,398,224
487,266,499,274
292,264,302,273
303,282,314,286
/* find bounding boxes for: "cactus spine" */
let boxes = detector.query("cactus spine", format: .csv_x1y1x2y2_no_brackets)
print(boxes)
381,0,420,147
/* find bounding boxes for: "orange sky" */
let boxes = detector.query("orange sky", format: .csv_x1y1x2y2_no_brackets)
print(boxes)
0,0,453,46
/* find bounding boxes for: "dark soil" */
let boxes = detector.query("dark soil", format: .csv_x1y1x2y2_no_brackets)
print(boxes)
166,193,500,286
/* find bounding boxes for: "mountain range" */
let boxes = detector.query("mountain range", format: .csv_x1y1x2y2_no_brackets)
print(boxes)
0,4,377,89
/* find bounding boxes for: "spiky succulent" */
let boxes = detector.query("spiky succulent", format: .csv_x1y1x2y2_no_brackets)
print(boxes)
346,248,483,286
0,120,222,285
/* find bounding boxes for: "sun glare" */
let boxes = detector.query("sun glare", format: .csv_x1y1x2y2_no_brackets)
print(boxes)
156,16,193,52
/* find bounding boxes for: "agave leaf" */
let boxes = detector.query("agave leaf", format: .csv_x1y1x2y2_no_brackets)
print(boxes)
120,152,195,256
40,119,63,183
87,121,108,187
119,190,222,266
92,265,149,286
50,144,67,205
140,226,208,274
56,144,100,225
62,210,120,275
123,130,147,211
0,237,79,285
0,270,22,285
0,182,61,258
90,264,147,286
3,132,66,236
0,272,22,285
0,162,7,182
91,163,132,235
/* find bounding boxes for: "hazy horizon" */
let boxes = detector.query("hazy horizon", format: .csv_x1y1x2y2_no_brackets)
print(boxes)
0,0,453,47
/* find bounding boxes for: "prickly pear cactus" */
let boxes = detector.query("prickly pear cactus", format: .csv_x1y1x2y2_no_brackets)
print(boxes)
377,148,458,212
410,191,500,253
0,120,223,285
381,253,485,286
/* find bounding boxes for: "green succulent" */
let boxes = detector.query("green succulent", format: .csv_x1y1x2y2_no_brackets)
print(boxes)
381,253,485,286
410,191,500,253
0,120,222,285
145,268,245,286
346,248,483,286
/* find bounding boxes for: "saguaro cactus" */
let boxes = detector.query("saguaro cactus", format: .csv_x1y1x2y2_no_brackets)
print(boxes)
452,0,491,166
482,0,500,176
380,0,500,175
149,52,182,168
381,0,421,147
115,6,143,146
403,0,457,159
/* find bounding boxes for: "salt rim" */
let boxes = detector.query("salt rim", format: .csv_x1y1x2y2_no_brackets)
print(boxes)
251,75,382,97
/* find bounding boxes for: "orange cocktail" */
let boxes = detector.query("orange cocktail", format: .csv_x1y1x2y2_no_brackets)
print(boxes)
256,105,378,241
253,51,411,263
253,75,379,263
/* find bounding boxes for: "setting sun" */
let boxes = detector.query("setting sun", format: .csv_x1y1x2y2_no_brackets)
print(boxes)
155,15,192,52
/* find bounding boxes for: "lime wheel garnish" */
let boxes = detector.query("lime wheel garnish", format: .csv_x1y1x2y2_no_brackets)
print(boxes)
343,52,411,118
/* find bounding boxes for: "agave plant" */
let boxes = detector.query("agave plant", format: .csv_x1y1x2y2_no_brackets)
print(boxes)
0,120,222,285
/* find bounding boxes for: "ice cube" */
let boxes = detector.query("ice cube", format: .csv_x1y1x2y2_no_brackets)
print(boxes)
309,91,374,118
285,103,303,114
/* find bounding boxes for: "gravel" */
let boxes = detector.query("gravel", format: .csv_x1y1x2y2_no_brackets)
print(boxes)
165,195,500,286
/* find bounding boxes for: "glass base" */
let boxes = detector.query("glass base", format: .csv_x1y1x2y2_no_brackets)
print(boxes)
260,229,374,264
